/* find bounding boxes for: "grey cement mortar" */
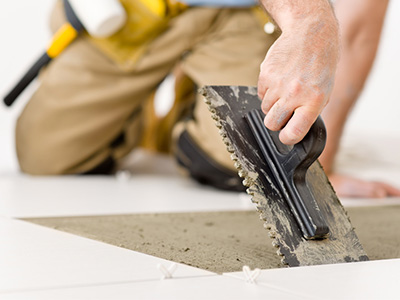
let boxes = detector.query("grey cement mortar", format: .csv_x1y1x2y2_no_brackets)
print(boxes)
24,206,400,274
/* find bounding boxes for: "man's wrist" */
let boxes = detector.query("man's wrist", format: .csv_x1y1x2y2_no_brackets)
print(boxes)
260,0,338,34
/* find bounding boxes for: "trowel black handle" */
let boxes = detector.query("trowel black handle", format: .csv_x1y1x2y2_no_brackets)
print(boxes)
245,109,329,240
267,116,326,180
3,53,51,107
291,116,326,175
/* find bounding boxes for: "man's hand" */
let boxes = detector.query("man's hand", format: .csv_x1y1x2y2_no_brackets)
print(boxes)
258,0,339,145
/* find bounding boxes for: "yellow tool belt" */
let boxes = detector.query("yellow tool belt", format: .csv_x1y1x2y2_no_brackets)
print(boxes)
86,0,273,70
87,0,187,70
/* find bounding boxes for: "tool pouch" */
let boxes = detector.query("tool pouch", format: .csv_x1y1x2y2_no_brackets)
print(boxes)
87,0,187,70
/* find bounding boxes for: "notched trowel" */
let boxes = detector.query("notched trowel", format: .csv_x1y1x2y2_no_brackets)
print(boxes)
201,85,368,267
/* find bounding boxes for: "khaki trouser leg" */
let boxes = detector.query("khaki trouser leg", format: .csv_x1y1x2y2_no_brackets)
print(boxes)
141,67,196,153
16,36,168,175
16,6,277,176
15,6,204,175
175,8,279,171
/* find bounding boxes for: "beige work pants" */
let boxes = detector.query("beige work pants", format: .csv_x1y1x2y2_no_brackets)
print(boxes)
16,4,278,175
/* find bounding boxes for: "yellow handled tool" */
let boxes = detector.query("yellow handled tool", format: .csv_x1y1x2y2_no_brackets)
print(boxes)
46,23,79,59
3,0,174,107
4,0,83,106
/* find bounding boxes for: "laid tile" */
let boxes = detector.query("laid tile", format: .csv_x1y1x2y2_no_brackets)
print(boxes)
340,197,400,207
225,259,400,300
0,274,311,300
0,218,213,293
0,173,253,218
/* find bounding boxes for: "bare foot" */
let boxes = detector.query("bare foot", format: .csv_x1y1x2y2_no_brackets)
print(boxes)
328,173,400,198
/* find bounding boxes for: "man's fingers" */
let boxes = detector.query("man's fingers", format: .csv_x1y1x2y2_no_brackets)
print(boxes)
263,101,292,131
278,107,317,145
260,89,279,115
257,82,267,101
257,72,268,100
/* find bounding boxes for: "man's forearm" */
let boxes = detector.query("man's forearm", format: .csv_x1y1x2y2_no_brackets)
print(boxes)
320,0,389,173
257,0,339,145
260,0,336,31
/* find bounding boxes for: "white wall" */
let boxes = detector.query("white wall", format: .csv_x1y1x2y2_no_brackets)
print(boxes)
0,0,55,172
1,1,400,173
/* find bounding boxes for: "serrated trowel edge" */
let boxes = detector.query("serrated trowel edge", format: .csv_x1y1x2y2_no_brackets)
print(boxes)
202,87,288,265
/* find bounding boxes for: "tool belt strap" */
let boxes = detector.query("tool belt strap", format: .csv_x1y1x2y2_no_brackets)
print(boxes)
86,0,186,70
86,0,269,70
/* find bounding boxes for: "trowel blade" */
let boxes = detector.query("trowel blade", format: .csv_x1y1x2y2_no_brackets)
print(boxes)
201,85,368,266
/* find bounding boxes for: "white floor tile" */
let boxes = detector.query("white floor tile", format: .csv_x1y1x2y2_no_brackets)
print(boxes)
0,274,311,300
340,197,400,207
0,217,213,293
225,259,400,300
0,173,253,218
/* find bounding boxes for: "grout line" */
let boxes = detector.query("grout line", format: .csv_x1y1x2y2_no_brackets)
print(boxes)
222,273,320,300
0,274,219,296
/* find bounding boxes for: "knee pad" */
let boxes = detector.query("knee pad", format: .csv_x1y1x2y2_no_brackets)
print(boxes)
82,156,116,175
175,130,245,192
